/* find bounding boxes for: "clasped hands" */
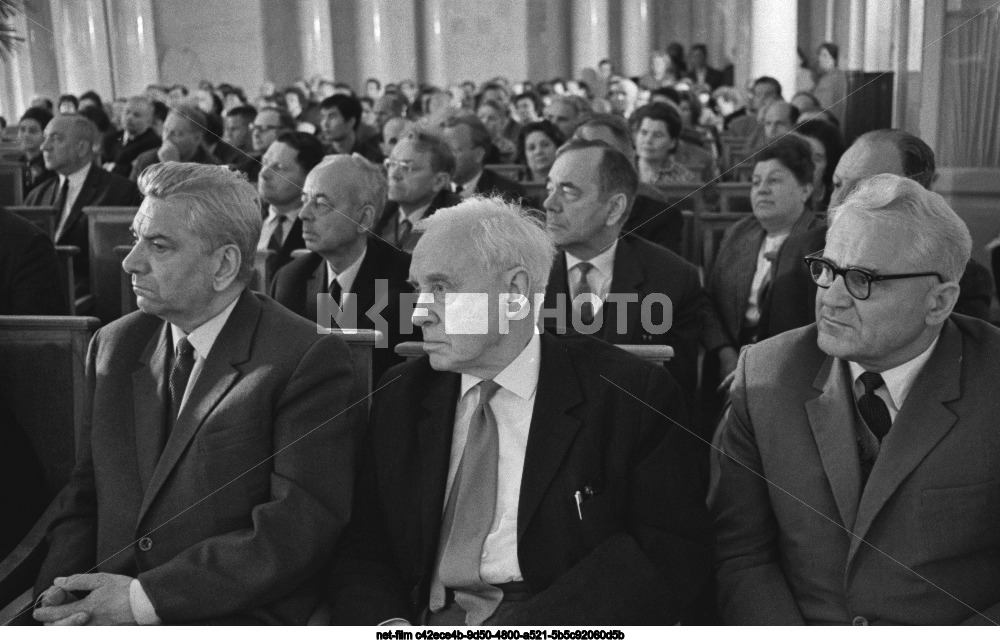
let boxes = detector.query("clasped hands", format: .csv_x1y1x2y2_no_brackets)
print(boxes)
33,572,137,626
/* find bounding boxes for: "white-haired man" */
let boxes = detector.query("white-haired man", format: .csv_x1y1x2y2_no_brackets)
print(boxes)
330,196,711,626
33,162,359,625
710,174,1000,625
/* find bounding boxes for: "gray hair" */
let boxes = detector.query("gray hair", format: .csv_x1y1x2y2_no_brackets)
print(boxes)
829,173,971,282
415,195,556,296
137,162,262,285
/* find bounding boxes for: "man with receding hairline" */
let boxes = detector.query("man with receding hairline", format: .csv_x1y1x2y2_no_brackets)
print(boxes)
130,105,221,182
25,114,142,298
103,96,161,177
710,174,1000,625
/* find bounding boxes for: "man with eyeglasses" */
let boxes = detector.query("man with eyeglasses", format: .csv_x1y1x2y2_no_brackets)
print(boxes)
373,130,460,252
271,154,416,381
709,173,1000,625
256,132,324,283
247,107,296,182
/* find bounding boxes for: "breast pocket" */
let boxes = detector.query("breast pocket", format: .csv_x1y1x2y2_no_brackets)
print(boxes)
919,478,1000,561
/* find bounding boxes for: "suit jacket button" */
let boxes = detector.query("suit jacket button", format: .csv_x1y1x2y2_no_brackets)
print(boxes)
138,536,153,552
852,616,868,626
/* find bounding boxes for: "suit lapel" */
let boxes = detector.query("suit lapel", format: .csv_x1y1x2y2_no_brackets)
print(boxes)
543,253,571,330
517,333,584,541
416,368,461,567
849,321,963,559
604,239,644,342
57,165,99,243
132,321,171,492
137,291,261,524
303,253,325,323
804,354,862,530
347,244,378,329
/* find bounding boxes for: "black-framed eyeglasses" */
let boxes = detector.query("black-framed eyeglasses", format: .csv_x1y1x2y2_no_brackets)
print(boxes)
803,251,944,300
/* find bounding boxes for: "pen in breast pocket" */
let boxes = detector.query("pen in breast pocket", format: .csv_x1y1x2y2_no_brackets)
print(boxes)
574,490,583,520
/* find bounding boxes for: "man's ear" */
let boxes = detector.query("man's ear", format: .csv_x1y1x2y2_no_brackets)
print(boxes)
473,145,486,166
925,280,960,325
604,192,629,229
357,203,376,232
213,245,242,291
431,171,451,193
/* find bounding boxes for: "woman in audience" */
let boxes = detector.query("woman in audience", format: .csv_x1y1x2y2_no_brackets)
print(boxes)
813,42,847,121
17,107,54,195
57,94,78,114
630,102,710,186
794,117,845,211
516,120,565,183
703,135,820,387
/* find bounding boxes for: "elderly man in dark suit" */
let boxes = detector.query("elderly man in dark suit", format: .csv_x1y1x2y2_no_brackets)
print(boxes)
539,139,705,404
710,174,1000,625
373,129,460,252
330,196,711,626
102,96,161,177
32,162,359,625
271,154,416,382
25,114,143,298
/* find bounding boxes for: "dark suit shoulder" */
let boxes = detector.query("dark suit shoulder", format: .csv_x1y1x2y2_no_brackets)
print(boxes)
620,234,699,279
24,175,59,205
0,207,49,243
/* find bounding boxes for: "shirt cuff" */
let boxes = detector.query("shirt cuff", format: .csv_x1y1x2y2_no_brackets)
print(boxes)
129,579,162,625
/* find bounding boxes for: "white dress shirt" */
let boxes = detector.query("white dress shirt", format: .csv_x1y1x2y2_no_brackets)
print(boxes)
326,246,367,297
54,162,92,240
445,332,541,584
849,332,941,423
565,240,618,317
129,296,240,625
396,201,432,229
257,205,300,251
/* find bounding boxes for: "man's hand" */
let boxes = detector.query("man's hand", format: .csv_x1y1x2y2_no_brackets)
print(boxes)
33,573,137,626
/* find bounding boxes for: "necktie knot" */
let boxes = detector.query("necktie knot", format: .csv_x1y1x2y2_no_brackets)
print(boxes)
175,336,193,359
477,380,501,407
859,371,884,395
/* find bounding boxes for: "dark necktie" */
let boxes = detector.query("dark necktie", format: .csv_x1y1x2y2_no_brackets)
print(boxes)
431,380,504,625
396,217,413,247
575,262,595,326
328,277,342,307
267,215,287,252
52,179,70,239
857,371,892,441
168,336,196,426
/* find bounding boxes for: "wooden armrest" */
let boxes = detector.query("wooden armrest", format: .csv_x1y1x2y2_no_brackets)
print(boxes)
615,344,674,363
0,499,61,622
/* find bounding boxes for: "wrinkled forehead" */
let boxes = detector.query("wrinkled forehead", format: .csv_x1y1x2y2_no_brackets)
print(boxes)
825,209,916,271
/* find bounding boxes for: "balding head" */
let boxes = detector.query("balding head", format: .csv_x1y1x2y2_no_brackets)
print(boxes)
40,115,97,175
762,101,798,140
830,129,935,212
124,96,155,136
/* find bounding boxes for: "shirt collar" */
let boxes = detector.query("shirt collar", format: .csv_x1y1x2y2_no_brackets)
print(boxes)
327,245,367,292
565,239,618,277
267,204,301,222
454,169,483,194
170,296,240,362
459,331,541,402
848,331,942,410
61,161,92,187
398,201,432,223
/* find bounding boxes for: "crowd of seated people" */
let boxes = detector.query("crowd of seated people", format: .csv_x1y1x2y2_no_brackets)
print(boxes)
1,39,999,627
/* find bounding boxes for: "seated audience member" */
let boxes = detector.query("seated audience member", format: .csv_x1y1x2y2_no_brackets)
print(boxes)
710,173,1000,625
516,120,565,183
102,96,161,178
685,43,724,91
271,155,416,381
543,94,590,140
631,102,713,186
32,162,359,625
372,93,408,134
130,104,221,181
790,91,821,114
794,118,845,211
374,130,459,252
25,115,143,298
330,195,711,625
257,132,325,280
512,91,542,124
247,107,296,182
214,104,257,169
574,114,685,255
17,107,55,194
767,129,994,331
0,207,68,315
442,114,527,204
761,101,799,141
539,139,705,403
639,49,679,90
57,94,78,115
319,94,384,163
741,76,783,148
477,99,518,164
812,42,848,125
703,135,820,390
378,116,410,158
